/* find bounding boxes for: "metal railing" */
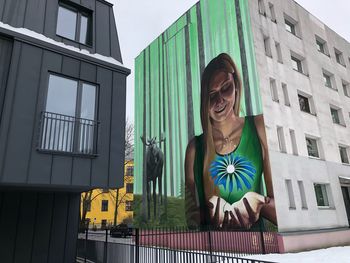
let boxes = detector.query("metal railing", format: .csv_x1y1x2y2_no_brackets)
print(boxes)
38,111,98,156
77,226,279,263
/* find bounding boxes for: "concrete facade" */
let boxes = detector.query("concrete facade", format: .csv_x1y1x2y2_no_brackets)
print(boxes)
249,0,350,251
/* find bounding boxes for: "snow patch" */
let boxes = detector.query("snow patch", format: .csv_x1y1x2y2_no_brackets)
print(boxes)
0,22,125,68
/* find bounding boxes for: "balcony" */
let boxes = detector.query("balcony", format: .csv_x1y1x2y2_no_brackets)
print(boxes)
38,111,98,157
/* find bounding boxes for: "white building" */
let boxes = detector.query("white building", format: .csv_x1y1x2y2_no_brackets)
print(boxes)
250,0,350,252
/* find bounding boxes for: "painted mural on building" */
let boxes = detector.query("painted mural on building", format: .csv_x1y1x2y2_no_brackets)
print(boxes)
134,0,277,230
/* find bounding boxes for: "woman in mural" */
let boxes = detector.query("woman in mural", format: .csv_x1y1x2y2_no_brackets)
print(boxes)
185,53,276,229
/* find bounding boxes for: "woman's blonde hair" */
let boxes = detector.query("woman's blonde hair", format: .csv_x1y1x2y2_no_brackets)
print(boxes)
200,53,242,196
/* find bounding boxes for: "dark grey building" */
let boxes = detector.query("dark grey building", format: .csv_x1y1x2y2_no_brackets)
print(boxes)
0,0,130,262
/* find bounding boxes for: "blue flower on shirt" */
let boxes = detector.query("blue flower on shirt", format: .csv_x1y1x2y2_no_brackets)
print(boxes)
209,153,256,192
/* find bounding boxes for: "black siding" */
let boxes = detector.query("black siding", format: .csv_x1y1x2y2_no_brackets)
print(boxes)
0,191,80,263
0,0,122,62
0,41,126,190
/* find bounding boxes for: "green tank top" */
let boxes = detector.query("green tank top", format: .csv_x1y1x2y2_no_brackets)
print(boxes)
194,116,263,213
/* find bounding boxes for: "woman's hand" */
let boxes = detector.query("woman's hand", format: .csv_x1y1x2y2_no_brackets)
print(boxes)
230,192,269,229
207,192,269,229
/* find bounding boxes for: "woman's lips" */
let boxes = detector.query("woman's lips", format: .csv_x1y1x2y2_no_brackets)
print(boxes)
215,104,226,113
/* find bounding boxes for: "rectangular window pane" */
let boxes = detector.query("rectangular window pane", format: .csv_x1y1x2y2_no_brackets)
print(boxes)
56,6,77,40
101,200,108,211
285,20,295,35
323,73,332,88
339,146,349,164
79,15,91,45
298,94,310,113
314,184,329,207
306,137,319,158
316,40,324,53
46,75,78,116
43,75,78,152
330,108,340,124
291,56,302,72
79,83,96,154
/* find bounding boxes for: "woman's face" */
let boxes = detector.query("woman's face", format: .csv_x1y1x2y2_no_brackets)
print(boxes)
208,71,236,123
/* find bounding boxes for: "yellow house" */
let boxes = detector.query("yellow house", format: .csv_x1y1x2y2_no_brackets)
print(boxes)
81,160,134,228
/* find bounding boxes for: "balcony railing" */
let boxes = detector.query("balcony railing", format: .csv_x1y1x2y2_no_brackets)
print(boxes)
38,111,98,156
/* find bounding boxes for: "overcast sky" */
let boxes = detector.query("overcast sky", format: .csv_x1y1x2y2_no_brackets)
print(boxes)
111,0,350,123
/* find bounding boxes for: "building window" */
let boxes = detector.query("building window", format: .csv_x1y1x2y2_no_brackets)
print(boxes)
322,70,335,90
305,137,319,158
334,48,345,66
56,3,92,45
291,55,303,73
342,81,350,97
275,42,283,63
314,183,331,207
264,36,272,57
277,126,286,153
289,129,298,155
315,36,328,55
282,83,290,106
270,78,278,102
268,2,276,22
258,0,266,16
126,166,134,176
126,183,134,193
330,107,340,124
285,19,295,35
339,146,349,164
298,93,313,114
101,200,108,212
298,181,308,209
39,74,98,155
284,14,299,37
125,201,133,211
285,179,296,209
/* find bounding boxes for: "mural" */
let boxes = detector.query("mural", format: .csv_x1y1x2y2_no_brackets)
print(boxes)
134,0,277,230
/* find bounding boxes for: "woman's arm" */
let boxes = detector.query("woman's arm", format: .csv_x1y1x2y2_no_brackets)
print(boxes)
184,138,201,227
254,115,277,225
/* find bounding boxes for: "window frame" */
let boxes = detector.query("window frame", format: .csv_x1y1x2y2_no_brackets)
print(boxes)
126,166,134,176
298,93,314,114
313,183,333,208
330,105,345,126
56,2,93,46
125,201,133,211
101,200,108,212
38,72,99,157
339,145,349,164
334,48,345,67
305,136,320,158
126,183,134,194
342,80,350,98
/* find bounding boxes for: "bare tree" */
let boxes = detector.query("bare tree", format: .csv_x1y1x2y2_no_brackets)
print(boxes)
113,119,134,225
79,119,134,228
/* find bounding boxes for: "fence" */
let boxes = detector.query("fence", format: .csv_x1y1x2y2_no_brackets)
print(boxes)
38,111,98,155
76,226,279,263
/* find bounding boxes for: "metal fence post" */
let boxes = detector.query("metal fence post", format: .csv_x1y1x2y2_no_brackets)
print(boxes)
103,229,108,263
84,228,88,263
135,228,139,263
208,228,213,263
259,222,266,254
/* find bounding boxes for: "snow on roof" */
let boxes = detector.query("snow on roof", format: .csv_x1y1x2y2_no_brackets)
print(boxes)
0,22,125,68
